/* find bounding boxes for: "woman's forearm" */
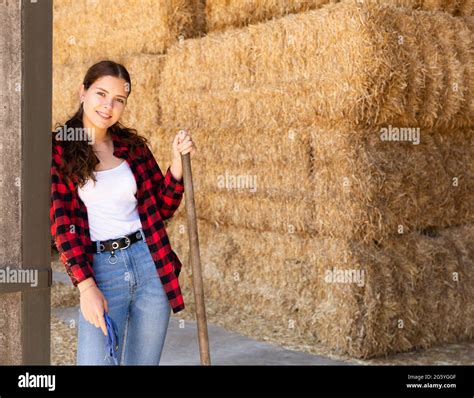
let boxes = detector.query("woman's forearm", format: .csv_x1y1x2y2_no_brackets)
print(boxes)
170,158,183,181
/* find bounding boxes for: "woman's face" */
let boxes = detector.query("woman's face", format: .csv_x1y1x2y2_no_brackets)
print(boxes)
79,75,129,132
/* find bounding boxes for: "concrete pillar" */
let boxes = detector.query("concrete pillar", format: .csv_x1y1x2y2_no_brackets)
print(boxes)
0,0,52,365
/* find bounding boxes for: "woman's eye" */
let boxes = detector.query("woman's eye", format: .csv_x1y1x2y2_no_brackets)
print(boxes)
96,92,124,104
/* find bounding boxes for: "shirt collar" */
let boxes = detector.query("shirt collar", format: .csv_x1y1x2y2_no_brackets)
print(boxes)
111,131,128,158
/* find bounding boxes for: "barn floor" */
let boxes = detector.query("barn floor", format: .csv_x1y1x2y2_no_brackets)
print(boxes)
51,306,474,366
51,256,474,366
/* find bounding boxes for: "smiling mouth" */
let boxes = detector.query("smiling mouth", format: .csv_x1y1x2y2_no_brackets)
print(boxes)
96,111,112,120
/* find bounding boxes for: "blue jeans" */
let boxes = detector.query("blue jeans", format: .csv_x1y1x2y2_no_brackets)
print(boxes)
77,229,171,365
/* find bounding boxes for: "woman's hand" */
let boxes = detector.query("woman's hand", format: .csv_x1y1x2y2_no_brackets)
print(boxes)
78,278,109,336
170,130,197,181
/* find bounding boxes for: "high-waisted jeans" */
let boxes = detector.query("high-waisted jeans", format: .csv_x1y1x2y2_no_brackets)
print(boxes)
77,228,171,365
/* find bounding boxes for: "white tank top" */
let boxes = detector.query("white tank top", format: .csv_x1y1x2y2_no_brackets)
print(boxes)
77,159,143,241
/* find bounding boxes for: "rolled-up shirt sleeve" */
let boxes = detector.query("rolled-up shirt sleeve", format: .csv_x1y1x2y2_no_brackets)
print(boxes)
50,141,96,286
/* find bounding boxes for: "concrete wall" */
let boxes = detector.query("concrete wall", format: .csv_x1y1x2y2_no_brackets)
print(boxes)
0,0,52,365
0,0,25,365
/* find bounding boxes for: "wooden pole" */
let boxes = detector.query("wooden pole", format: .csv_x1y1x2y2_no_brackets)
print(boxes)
181,150,211,365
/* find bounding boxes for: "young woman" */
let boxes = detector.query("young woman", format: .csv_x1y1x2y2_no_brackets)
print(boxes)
50,60,196,365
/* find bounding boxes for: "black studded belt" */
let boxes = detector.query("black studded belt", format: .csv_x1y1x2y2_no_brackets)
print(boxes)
93,229,145,256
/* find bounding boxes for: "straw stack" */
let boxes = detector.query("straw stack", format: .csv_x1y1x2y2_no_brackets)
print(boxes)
204,0,473,32
159,0,474,358
205,0,337,32
166,218,474,358
53,0,206,66
159,0,474,241
160,0,473,130
52,61,91,128
307,126,474,243
158,125,474,241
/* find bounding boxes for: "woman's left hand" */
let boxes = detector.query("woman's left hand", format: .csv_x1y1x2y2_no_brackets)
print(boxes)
170,130,197,181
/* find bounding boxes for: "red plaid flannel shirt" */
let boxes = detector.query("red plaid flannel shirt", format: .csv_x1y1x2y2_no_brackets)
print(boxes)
50,132,186,313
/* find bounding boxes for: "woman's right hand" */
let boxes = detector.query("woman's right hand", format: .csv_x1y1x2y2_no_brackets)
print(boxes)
78,278,109,336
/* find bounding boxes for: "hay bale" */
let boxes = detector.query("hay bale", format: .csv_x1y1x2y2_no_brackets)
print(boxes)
173,189,314,234
419,0,474,15
165,125,473,242
118,55,167,133
167,218,474,358
205,0,337,32
53,0,206,66
154,126,312,165
191,159,311,195
308,126,474,242
52,54,166,136
205,0,473,32
160,0,473,130
52,61,90,128
148,125,314,194
146,127,173,161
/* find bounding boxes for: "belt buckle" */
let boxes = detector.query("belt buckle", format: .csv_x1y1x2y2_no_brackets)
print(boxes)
109,235,130,251
118,235,131,250
106,235,131,264
107,236,130,264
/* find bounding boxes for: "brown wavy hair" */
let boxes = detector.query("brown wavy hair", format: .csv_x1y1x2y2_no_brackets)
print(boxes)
53,60,149,189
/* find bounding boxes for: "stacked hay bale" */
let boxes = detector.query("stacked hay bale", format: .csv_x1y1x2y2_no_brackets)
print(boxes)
53,0,206,65
52,0,206,135
159,0,474,358
204,0,473,32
